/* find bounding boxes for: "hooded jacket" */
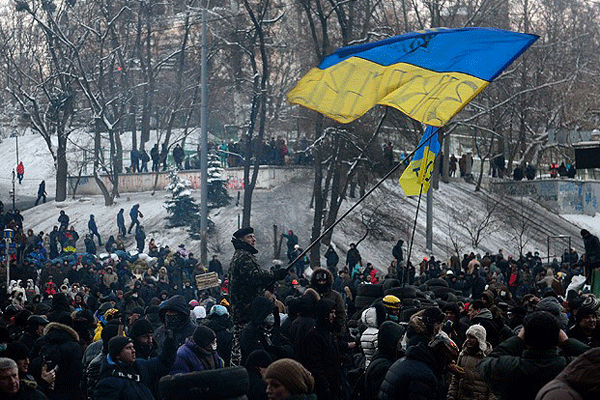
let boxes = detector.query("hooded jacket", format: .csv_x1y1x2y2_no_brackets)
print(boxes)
535,347,600,400
240,296,291,365
295,299,341,400
379,342,447,400
448,339,494,400
478,335,589,400
154,295,196,348
309,268,346,335
29,322,83,400
360,304,386,367
363,321,405,400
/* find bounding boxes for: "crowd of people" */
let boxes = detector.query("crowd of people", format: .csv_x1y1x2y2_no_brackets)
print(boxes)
1,203,600,400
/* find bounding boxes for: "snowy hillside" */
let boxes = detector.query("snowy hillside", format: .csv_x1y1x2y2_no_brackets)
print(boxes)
2,130,598,275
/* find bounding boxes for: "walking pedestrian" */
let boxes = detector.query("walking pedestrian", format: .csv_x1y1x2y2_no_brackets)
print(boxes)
35,181,47,205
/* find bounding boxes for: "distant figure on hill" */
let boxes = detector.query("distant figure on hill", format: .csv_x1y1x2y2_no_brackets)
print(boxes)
88,214,102,246
140,149,150,172
117,208,126,237
35,180,47,205
58,210,69,230
16,161,24,184
128,204,143,234
151,143,160,172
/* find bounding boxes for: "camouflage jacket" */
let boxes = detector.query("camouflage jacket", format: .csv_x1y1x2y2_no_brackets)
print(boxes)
229,240,275,324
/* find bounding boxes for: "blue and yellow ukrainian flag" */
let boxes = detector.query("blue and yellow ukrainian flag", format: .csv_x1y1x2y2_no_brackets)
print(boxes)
288,28,538,126
399,126,441,196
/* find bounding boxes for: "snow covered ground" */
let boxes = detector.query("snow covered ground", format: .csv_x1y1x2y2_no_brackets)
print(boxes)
1,130,598,275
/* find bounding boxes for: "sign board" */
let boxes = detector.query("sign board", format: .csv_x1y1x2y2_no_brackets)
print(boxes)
195,271,220,290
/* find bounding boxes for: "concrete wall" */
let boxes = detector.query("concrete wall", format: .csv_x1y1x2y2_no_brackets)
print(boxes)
491,179,600,215
67,166,312,196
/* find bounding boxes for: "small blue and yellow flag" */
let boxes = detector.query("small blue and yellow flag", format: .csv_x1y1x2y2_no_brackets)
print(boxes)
288,28,538,126
399,126,441,196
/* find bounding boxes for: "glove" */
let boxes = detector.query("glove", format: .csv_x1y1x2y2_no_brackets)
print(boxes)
274,268,289,280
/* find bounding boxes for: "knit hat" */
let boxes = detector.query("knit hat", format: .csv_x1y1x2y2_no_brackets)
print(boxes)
0,342,29,361
192,325,216,348
192,306,206,320
582,295,600,313
108,336,133,360
209,305,229,316
130,320,153,339
101,323,122,354
264,358,314,395
465,324,487,353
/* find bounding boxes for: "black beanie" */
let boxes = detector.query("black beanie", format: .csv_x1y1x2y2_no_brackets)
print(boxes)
101,323,122,354
1,342,29,361
108,336,133,360
130,319,153,339
192,325,216,348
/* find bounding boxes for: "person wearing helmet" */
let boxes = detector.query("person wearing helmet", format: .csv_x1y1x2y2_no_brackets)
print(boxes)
382,295,402,322
379,332,459,400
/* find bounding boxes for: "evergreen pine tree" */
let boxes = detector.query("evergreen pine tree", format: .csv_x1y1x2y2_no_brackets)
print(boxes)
164,170,203,238
207,150,231,208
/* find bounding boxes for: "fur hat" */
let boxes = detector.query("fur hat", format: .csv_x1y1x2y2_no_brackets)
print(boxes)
465,324,488,353
264,358,314,395
233,227,253,239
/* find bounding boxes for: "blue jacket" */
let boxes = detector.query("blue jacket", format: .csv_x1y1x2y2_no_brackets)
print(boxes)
170,337,224,374
94,336,176,400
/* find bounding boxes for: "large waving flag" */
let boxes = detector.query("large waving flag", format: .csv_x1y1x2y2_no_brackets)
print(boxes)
288,28,538,126
399,126,441,196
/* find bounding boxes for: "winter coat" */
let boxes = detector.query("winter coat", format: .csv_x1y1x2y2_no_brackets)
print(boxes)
7,380,48,400
294,299,341,400
325,247,339,269
379,342,447,400
363,321,405,400
240,296,292,365
202,313,233,366
170,337,224,374
448,344,495,400
477,336,589,400
535,347,600,400
309,268,347,335
29,322,83,400
154,295,196,348
229,239,280,325
360,305,385,367
94,336,176,400
470,309,501,347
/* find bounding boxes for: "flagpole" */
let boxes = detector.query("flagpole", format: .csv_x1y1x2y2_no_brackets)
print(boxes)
277,123,442,278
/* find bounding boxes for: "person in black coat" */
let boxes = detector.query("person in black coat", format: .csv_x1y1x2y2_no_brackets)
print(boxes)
324,245,339,275
240,296,292,366
29,322,83,400
379,333,459,400
294,298,342,400
244,350,272,400
150,144,160,172
117,209,126,238
94,334,176,400
84,234,96,255
203,305,233,367
363,321,405,400
153,295,196,350
128,204,143,234
35,181,47,206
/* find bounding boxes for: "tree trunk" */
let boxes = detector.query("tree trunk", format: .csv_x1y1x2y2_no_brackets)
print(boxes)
309,115,324,268
55,137,68,202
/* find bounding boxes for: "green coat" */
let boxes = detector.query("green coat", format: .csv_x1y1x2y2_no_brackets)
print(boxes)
477,336,589,400
229,240,276,325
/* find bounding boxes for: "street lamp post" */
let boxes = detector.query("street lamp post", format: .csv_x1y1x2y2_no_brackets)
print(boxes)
4,229,13,292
